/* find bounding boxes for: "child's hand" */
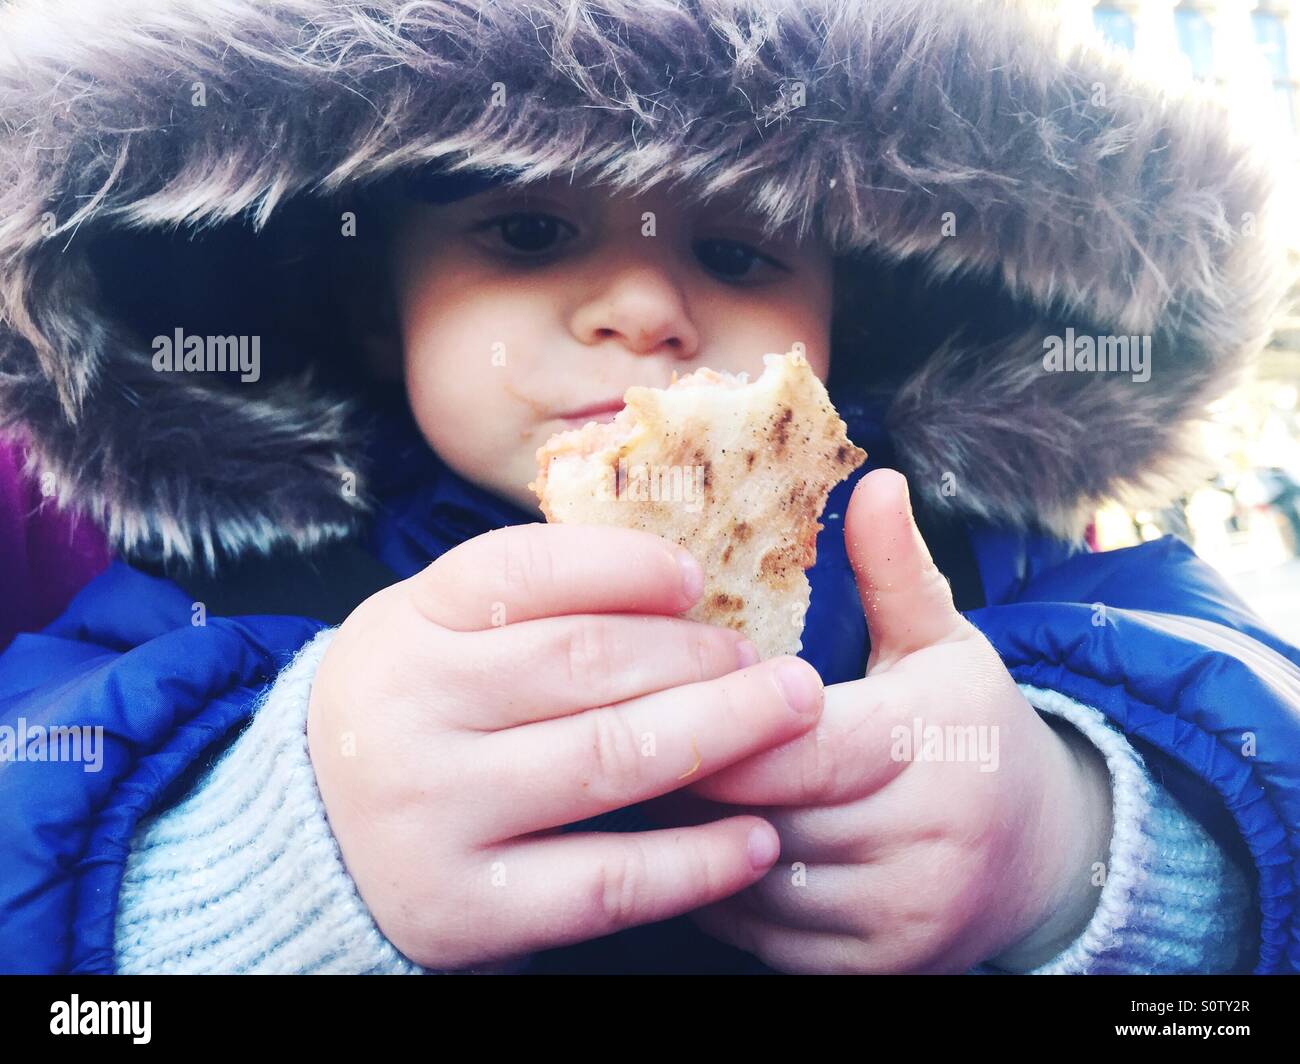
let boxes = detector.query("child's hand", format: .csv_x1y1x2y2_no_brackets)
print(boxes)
306,524,825,971
645,470,1114,973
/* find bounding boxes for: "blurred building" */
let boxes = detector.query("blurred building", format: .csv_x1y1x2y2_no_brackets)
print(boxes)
1076,1,1299,331
1046,3,1300,639
1053,2,1297,142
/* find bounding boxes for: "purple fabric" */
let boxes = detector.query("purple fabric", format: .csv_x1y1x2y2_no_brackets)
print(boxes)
0,436,111,651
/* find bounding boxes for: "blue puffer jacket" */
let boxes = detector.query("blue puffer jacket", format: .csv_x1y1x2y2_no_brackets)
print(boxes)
2,398,1299,974
3,0,1299,976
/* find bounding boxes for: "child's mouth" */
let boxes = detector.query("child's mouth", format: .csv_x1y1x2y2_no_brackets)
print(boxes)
554,400,626,428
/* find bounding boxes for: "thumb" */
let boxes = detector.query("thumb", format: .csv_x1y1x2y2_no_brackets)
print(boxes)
844,469,966,670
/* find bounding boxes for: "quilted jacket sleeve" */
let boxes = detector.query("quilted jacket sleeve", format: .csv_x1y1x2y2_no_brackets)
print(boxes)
113,629,430,973
0,561,327,974
110,634,1254,975
968,534,1300,973
969,684,1256,974
112,628,527,974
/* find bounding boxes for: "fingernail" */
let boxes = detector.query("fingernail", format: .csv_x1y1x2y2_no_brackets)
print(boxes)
747,824,780,870
735,639,761,669
677,549,704,605
775,659,822,715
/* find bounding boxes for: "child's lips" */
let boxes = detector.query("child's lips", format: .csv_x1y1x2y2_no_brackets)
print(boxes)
557,411,620,428
554,401,626,427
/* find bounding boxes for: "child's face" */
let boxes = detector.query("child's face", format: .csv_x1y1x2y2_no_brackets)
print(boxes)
386,174,834,515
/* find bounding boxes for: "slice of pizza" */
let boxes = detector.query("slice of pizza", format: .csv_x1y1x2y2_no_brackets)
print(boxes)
528,349,868,659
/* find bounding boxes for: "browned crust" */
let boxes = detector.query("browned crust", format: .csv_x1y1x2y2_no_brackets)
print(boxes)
529,351,867,657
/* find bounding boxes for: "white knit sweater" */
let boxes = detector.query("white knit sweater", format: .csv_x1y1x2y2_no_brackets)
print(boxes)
112,628,1256,974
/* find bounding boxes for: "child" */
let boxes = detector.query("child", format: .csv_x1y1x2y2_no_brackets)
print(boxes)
0,0,1297,975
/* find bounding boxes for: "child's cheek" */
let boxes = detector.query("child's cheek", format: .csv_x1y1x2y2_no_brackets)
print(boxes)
403,327,542,498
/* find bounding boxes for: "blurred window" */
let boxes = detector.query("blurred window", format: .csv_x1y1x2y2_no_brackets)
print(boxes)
1253,11,1295,130
1175,6,1215,81
1093,6,1136,51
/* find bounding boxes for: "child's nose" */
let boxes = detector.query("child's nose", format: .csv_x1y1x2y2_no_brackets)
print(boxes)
571,264,700,361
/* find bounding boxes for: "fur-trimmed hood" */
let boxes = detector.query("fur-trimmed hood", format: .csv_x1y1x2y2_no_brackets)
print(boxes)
0,0,1291,568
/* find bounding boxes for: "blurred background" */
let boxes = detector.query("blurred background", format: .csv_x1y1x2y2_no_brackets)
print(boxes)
1054,1,1300,641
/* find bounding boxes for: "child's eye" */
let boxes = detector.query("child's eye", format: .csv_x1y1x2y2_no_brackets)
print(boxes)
476,212,578,257
693,238,787,283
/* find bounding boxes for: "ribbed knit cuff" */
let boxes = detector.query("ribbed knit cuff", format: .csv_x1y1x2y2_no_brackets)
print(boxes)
972,684,1256,975
113,627,433,974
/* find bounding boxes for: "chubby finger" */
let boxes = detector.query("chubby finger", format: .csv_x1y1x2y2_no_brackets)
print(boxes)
479,817,781,953
642,789,884,867
689,900,863,974
699,869,994,974
448,614,758,729
412,523,704,631
684,672,909,807
689,643,1027,809
844,469,966,669
478,655,824,839
609,800,869,935
733,862,867,935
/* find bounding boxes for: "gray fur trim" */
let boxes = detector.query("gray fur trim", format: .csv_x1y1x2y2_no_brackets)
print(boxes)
0,0,1292,563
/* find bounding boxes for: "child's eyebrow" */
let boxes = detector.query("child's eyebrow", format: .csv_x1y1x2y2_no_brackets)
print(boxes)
472,184,575,211
471,185,538,204
691,195,781,230
696,205,800,244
